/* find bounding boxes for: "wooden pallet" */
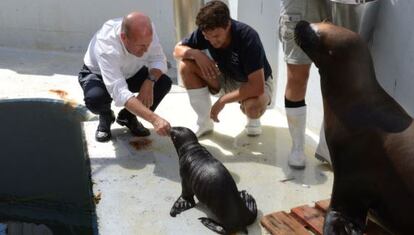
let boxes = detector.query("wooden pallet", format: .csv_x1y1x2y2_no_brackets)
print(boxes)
260,199,391,235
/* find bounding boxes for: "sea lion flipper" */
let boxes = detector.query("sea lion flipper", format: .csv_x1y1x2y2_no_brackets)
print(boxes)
240,190,257,217
323,210,364,235
198,217,226,234
170,195,196,217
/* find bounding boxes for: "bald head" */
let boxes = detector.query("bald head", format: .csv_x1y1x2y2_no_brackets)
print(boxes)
121,12,153,40
120,12,154,57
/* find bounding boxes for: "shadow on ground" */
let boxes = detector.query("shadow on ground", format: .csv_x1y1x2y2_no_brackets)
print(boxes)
89,124,329,187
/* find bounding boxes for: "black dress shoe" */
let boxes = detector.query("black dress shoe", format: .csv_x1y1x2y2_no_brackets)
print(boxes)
117,108,150,137
95,111,115,142
116,116,150,137
95,129,111,142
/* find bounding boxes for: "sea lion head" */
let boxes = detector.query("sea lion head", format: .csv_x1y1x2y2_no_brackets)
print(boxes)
170,126,199,155
294,20,369,70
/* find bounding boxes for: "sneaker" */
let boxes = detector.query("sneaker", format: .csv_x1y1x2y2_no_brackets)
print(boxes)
288,150,306,169
95,111,115,142
116,115,150,137
245,118,262,136
95,130,111,142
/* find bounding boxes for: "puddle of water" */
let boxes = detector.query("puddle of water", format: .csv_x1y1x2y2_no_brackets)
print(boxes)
129,137,153,151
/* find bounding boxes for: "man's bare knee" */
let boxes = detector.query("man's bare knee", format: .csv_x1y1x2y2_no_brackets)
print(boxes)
179,61,196,78
179,61,205,89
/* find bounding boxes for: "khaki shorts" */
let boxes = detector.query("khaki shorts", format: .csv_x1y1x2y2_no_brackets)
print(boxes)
213,74,274,106
279,0,330,64
203,50,273,105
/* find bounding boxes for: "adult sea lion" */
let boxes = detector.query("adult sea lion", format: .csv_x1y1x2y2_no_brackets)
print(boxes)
294,21,414,234
169,127,257,234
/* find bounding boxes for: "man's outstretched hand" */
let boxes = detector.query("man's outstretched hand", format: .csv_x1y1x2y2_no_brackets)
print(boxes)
152,116,171,136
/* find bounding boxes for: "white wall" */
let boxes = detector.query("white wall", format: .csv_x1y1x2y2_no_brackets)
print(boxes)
236,0,280,108
1,0,413,130
371,0,414,116
0,0,176,62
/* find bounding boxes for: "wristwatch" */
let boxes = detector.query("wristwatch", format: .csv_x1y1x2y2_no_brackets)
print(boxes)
147,74,157,83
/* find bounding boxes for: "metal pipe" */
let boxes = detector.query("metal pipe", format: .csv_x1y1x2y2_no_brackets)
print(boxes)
330,0,380,42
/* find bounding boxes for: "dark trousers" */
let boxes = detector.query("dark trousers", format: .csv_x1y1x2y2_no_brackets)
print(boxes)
78,65,172,116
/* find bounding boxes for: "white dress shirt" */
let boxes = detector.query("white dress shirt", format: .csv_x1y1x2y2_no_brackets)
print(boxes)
84,18,168,107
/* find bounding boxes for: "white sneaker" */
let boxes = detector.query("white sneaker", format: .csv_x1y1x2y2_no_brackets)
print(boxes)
245,118,262,136
195,120,214,138
288,150,306,169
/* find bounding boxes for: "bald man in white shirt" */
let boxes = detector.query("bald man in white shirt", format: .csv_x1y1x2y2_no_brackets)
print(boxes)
79,12,172,142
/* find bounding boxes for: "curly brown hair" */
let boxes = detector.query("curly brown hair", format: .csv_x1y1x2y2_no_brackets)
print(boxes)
196,1,230,31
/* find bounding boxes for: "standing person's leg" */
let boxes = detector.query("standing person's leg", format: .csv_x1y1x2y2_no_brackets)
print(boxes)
179,60,220,137
78,65,115,142
279,0,331,168
285,64,310,168
279,0,314,168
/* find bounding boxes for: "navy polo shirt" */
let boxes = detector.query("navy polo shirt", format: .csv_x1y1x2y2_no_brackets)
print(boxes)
181,19,272,82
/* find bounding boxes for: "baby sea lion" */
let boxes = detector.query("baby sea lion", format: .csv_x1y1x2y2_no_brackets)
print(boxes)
169,126,257,234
